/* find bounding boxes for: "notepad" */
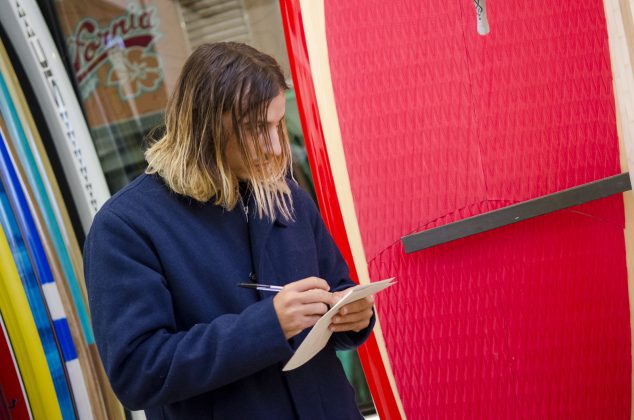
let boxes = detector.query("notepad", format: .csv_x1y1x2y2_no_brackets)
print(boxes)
283,278,396,371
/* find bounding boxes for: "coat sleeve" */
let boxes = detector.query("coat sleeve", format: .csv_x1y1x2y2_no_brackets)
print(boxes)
300,187,376,351
84,207,294,410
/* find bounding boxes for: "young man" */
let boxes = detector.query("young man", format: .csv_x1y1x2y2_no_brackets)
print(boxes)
84,42,375,419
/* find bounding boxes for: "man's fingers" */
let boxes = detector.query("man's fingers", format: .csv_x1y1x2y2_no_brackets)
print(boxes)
332,292,374,306
296,315,322,331
332,309,373,325
328,295,374,333
296,288,334,306
300,302,330,316
336,296,374,316
275,280,378,339
329,320,371,333
284,277,330,292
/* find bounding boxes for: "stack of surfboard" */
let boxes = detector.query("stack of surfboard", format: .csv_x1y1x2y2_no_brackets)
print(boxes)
0,39,124,420
0,1,121,418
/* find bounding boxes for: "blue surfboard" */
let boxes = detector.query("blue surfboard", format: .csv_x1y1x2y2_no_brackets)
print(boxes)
0,128,76,418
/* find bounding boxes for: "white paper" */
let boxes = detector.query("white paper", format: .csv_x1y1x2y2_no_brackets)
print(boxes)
283,278,396,371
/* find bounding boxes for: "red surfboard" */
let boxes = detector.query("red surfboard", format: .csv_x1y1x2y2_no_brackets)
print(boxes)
281,0,632,418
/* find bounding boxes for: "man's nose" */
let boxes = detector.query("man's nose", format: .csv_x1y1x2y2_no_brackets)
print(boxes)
268,129,282,156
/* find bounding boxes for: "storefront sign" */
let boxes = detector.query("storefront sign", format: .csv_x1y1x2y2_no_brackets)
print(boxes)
67,4,162,100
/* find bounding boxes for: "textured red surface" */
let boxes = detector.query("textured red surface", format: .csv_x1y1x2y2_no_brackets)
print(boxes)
369,209,629,418
324,0,630,418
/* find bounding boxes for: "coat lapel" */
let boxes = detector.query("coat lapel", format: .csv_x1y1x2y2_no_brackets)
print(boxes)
246,197,288,288
246,195,324,418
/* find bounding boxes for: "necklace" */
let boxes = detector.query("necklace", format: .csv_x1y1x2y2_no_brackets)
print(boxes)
238,186,256,283
237,196,248,223
238,186,249,223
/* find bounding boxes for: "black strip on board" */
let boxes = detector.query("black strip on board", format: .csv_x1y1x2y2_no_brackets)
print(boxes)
402,172,632,254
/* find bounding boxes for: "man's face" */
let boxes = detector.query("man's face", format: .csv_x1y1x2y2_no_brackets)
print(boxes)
225,91,286,180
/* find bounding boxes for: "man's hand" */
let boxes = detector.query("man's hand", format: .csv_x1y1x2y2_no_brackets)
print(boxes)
329,291,374,333
273,277,333,339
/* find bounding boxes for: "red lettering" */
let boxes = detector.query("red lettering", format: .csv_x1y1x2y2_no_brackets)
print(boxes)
74,21,95,69
99,29,110,48
111,18,127,38
139,11,152,30
127,12,137,32
71,7,158,85
84,41,98,63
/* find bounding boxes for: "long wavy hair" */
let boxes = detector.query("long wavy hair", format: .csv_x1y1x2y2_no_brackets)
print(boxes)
145,42,293,220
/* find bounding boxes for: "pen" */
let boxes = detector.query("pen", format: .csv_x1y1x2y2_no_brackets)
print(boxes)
238,282,283,292
239,283,335,311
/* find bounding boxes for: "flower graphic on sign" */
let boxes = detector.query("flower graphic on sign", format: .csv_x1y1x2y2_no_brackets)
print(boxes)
68,4,162,99
106,46,163,100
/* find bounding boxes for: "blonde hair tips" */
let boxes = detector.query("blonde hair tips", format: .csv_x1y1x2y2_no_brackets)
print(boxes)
145,42,294,221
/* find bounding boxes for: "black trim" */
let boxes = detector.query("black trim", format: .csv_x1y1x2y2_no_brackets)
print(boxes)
402,172,632,254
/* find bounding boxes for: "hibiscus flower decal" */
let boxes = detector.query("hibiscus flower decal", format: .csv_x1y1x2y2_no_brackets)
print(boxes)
106,46,163,100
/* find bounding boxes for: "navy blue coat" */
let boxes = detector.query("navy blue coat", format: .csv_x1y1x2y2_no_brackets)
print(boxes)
84,174,374,419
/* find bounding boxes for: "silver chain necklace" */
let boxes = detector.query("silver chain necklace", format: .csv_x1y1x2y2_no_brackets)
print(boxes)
238,192,249,223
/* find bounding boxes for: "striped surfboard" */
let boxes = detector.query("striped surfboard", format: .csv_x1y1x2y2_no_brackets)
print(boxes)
0,127,78,418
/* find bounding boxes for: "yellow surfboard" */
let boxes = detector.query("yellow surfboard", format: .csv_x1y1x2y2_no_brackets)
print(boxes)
0,224,61,419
